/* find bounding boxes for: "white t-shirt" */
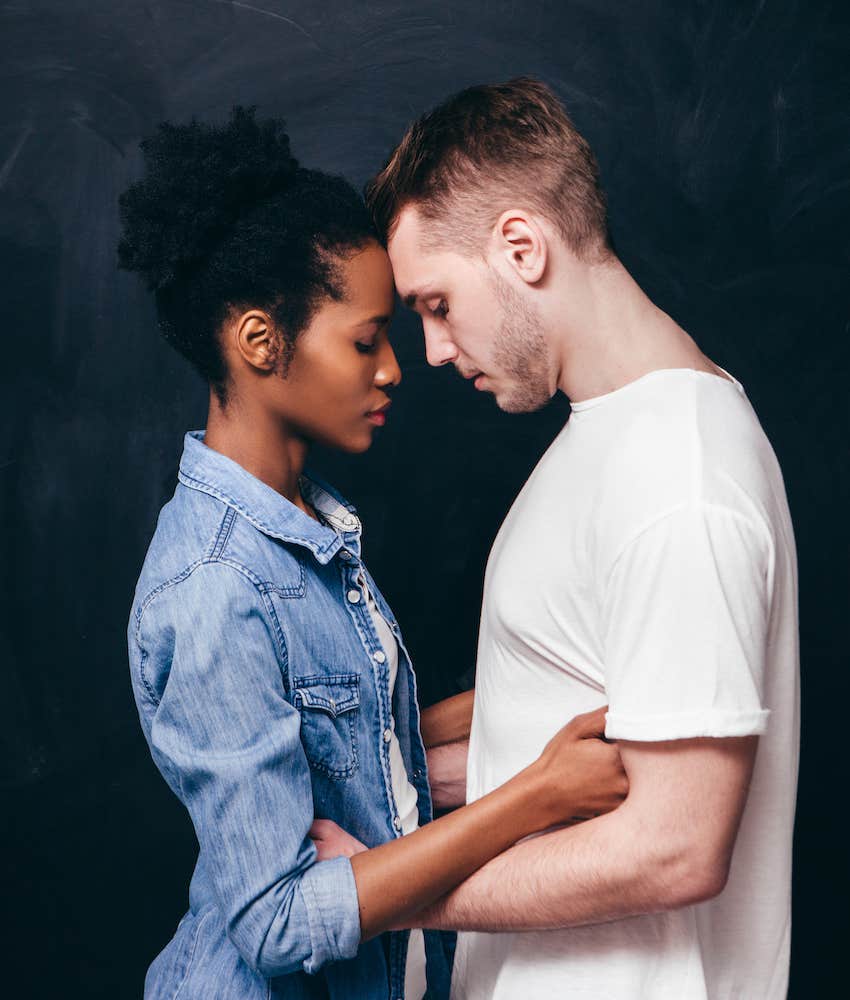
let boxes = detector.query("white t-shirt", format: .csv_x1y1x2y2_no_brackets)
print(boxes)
451,369,799,1000
361,577,428,1000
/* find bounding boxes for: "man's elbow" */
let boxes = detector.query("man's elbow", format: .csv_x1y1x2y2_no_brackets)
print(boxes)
651,843,733,909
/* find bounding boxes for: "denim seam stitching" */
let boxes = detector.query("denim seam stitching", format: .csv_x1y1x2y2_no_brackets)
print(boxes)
136,644,158,707
293,674,360,780
258,553,306,598
208,506,237,560
258,586,290,681
178,469,338,558
170,906,213,1000
134,558,290,705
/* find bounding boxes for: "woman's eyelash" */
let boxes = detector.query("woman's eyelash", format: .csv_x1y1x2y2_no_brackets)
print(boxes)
430,300,449,319
356,341,377,354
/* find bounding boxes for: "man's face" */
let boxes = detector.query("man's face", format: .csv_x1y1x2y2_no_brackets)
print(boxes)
388,206,555,413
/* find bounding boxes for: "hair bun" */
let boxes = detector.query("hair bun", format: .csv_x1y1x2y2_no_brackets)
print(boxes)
118,106,299,291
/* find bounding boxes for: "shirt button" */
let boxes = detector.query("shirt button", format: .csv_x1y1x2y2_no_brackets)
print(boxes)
383,728,392,743
393,816,402,830
347,589,361,604
339,550,351,561
373,650,386,664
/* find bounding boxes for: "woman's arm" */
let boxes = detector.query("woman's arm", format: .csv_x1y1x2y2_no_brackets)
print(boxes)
136,563,362,978
140,565,625,963
327,707,628,940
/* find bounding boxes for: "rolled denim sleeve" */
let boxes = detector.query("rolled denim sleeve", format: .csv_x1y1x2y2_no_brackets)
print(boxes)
137,561,362,977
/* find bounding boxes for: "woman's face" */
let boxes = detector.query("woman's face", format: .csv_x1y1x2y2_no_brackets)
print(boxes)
270,241,401,453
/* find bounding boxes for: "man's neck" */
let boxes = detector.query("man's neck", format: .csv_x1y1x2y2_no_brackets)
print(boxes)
552,258,724,404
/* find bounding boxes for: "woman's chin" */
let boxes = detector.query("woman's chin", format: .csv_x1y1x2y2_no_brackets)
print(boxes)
333,429,375,454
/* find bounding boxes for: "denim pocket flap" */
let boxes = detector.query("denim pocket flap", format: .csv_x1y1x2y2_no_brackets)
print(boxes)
294,675,360,718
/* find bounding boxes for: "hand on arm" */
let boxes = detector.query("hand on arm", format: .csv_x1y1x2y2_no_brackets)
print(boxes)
315,706,627,940
409,734,757,932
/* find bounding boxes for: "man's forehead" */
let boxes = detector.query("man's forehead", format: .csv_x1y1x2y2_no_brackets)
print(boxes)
388,207,444,303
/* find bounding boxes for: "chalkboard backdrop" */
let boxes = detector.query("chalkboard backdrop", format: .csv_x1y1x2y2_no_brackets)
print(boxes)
1,1,847,996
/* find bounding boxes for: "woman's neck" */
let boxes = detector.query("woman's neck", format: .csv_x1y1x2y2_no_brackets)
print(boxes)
203,388,316,518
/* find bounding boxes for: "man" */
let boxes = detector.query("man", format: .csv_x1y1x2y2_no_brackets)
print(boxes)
364,78,799,999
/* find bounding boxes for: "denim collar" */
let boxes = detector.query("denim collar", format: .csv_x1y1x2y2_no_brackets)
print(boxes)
177,431,360,565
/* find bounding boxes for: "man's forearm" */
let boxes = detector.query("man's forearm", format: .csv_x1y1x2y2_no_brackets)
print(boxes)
408,735,755,932
410,804,686,932
427,740,468,810
419,690,475,748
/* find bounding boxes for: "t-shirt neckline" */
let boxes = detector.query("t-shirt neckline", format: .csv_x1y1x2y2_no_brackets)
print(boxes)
569,366,744,413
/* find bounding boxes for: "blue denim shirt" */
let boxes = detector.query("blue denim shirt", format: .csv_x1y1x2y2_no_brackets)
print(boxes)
128,432,453,999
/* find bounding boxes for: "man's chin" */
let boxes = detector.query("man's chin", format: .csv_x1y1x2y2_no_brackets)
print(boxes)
494,386,553,415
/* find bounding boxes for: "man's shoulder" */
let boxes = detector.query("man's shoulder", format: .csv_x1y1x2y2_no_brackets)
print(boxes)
573,371,786,566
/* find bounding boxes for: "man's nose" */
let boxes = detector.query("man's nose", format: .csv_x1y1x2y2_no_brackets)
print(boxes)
423,320,458,368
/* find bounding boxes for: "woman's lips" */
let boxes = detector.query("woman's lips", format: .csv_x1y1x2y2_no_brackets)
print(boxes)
365,401,391,426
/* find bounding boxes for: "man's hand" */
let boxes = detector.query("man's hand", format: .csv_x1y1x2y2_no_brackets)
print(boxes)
309,819,367,861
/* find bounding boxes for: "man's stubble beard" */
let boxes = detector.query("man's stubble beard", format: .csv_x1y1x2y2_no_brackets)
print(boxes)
488,269,554,414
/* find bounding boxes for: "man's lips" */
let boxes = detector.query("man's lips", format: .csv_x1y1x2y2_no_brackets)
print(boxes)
461,370,488,390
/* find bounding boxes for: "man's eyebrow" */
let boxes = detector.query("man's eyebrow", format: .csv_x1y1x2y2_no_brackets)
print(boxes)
402,287,435,309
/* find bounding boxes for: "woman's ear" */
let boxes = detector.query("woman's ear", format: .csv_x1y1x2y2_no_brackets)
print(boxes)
233,310,278,372
493,209,548,285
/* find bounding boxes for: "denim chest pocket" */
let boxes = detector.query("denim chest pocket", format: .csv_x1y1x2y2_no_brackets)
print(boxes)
292,674,360,780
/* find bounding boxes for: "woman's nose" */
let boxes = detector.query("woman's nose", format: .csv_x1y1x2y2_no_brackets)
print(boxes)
376,339,402,388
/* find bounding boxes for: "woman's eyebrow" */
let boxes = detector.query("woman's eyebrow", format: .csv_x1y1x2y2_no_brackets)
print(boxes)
356,313,393,327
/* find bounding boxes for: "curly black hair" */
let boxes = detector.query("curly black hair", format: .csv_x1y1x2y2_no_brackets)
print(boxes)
118,106,378,401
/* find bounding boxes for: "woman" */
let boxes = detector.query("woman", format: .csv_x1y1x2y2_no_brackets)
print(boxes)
120,107,626,999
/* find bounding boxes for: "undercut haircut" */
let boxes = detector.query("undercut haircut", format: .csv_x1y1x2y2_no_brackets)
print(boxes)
365,77,611,259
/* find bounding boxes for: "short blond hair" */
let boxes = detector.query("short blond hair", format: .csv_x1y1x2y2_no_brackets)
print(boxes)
365,77,610,258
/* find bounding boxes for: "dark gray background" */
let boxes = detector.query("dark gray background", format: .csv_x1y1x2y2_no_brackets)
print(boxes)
1,1,847,996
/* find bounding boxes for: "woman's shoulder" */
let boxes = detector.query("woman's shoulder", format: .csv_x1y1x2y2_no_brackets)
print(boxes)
132,485,306,628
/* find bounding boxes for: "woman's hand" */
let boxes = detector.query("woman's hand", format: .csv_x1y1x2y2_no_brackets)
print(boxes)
310,818,367,861
334,705,626,941
530,706,628,828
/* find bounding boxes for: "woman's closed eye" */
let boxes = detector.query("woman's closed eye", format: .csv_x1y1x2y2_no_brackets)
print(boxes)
355,340,377,354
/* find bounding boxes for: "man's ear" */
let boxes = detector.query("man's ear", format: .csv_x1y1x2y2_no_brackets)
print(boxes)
493,210,548,285
233,310,278,372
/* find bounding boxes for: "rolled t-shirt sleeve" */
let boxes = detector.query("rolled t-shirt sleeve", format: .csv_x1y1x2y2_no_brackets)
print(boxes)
600,502,773,741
